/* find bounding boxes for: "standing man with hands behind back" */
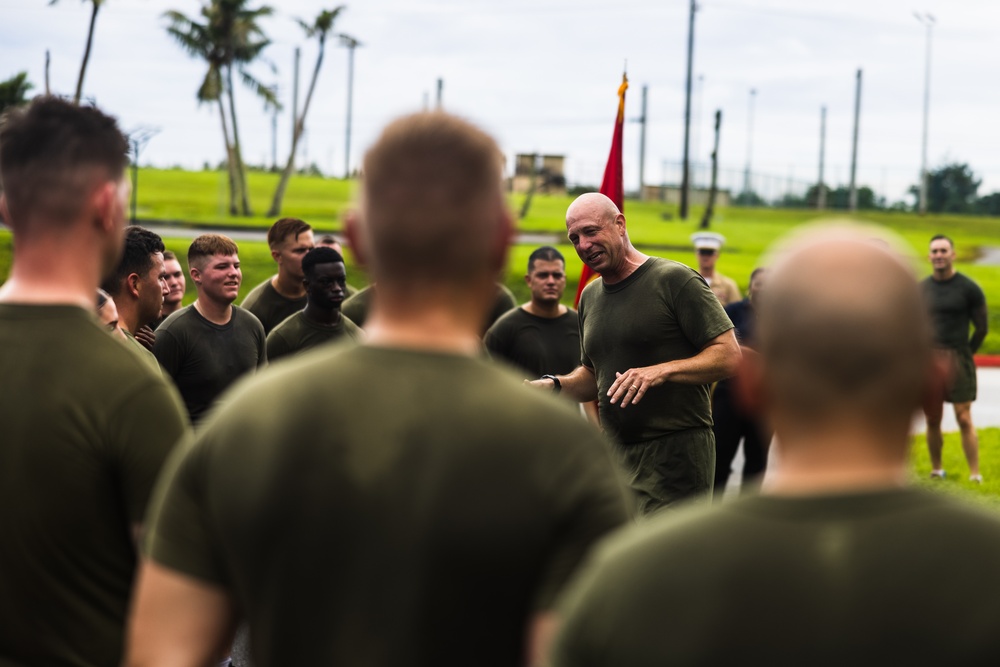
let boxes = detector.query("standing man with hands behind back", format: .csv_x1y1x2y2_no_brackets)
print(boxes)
923,234,988,482
528,193,740,514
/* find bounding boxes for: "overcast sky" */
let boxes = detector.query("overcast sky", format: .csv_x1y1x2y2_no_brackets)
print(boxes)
4,0,999,204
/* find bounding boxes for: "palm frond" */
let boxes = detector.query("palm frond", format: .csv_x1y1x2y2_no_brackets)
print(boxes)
239,68,281,111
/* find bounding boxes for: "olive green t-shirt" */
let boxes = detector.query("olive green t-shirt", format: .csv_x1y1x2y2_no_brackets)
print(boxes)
241,276,307,335
578,257,733,444
484,306,580,378
0,304,189,667
265,311,363,361
341,283,517,335
153,304,266,423
554,487,1000,666
122,327,162,375
922,272,986,351
146,345,630,666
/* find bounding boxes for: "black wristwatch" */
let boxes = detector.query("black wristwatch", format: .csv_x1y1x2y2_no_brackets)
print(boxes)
541,374,561,394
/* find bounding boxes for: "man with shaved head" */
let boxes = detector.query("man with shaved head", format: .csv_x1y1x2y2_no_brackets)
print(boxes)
127,112,628,666
550,227,1000,666
529,192,740,513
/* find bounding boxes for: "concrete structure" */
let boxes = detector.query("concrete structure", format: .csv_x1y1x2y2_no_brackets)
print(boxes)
510,154,566,196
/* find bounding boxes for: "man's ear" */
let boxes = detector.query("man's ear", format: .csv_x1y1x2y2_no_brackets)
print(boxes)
189,264,202,285
91,180,119,235
344,209,367,268
270,246,282,263
127,272,142,298
524,273,531,286
733,348,766,417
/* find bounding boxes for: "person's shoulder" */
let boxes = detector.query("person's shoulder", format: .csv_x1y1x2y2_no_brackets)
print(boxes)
267,310,301,337
341,313,363,336
955,272,986,294
240,277,274,309
724,298,750,318
232,305,266,334
156,304,197,333
488,304,531,330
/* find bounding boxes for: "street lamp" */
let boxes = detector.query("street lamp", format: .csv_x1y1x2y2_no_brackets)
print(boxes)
914,12,935,215
339,34,362,179
743,88,757,199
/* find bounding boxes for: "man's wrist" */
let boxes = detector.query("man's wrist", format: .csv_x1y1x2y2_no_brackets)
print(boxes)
541,374,561,393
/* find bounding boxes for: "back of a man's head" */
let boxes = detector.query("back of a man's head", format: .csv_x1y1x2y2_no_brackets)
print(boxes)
758,228,933,431
102,226,165,296
0,96,128,229
188,233,239,268
358,112,508,285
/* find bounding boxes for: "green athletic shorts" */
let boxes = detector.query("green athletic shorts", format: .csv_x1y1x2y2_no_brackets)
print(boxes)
612,428,715,516
946,347,977,404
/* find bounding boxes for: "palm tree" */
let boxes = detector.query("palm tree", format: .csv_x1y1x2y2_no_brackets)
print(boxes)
164,0,278,216
49,0,104,104
267,7,344,217
0,72,34,115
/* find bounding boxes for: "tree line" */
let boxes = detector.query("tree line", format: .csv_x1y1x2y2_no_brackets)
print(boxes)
3,0,351,218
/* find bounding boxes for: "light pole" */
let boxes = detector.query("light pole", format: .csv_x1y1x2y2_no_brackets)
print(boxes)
340,34,362,180
743,88,756,199
915,12,935,215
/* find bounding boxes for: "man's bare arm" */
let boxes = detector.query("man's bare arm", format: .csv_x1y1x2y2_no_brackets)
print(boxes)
608,329,741,408
526,611,559,667
524,365,599,403
970,303,988,354
125,561,237,667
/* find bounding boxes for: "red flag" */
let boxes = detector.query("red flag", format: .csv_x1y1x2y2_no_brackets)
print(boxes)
574,73,628,307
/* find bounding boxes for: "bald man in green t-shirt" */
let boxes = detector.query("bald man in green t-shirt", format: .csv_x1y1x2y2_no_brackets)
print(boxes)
128,112,629,667
528,194,740,514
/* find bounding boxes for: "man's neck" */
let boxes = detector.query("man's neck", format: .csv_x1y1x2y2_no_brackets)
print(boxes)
272,272,306,299
362,287,488,356
932,266,956,281
763,423,910,497
0,235,102,309
699,267,716,281
523,300,566,318
601,247,650,285
303,303,341,326
193,295,234,325
116,300,142,335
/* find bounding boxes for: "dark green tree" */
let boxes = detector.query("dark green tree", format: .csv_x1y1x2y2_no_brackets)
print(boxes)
974,192,1000,217
910,163,981,214
0,72,34,115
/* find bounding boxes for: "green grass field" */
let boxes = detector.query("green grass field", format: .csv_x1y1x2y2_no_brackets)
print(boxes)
912,428,1000,508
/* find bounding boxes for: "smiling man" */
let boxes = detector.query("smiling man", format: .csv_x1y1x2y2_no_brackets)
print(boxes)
153,233,266,423
485,246,580,379
528,193,740,514
265,246,363,361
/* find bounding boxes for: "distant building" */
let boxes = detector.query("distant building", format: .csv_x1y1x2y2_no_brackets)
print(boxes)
641,185,731,207
510,154,567,196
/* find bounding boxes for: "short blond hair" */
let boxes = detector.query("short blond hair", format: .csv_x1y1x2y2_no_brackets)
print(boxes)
360,112,506,283
188,234,239,267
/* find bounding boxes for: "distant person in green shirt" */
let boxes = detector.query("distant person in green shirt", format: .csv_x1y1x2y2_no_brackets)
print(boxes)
551,227,1000,667
316,233,359,296
266,246,363,361
0,97,189,667
527,193,740,514
127,111,629,667
923,234,989,482
485,245,580,378
241,217,315,334
101,225,169,372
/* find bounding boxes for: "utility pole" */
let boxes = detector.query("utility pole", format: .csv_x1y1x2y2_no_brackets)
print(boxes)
638,84,648,198
436,78,443,109
271,94,278,170
679,0,696,220
915,12,935,215
45,50,51,94
817,105,827,209
340,34,362,179
849,68,862,212
700,110,721,229
743,88,756,199
693,74,704,183
292,47,300,171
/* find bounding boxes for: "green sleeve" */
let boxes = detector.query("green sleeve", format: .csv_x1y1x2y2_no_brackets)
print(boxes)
144,433,228,586
675,275,734,347
152,327,183,379
109,378,190,522
533,426,630,610
550,549,613,667
265,328,291,361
